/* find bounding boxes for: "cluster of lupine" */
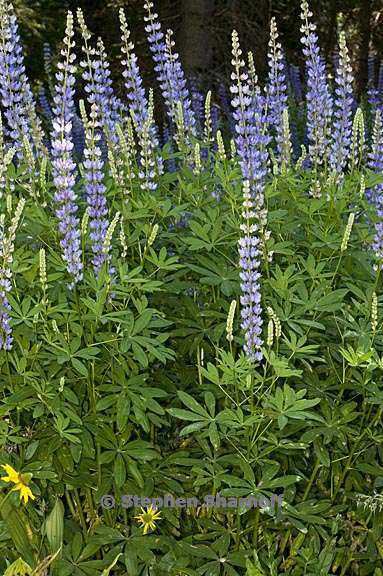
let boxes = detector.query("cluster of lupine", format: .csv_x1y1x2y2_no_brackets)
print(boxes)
78,9,120,149
0,198,24,350
370,111,383,264
329,31,354,178
230,31,269,361
119,8,160,190
50,12,83,288
368,54,383,112
0,0,382,362
0,0,42,158
82,103,109,276
266,17,289,167
300,0,333,169
143,1,196,145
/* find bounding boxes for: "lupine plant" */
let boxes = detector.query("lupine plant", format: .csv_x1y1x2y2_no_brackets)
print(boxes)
0,1,382,575
266,17,289,167
0,0,42,157
300,0,333,169
82,103,109,276
144,1,196,146
51,11,83,286
329,31,354,178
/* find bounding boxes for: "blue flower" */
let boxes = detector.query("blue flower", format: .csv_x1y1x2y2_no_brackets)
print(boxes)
369,111,383,265
266,17,289,167
144,1,196,144
0,1,42,157
51,12,83,286
119,9,160,190
300,0,333,169
83,105,109,276
231,31,269,362
329,32,354,177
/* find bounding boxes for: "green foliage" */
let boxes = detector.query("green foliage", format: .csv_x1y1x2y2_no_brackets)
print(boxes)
0,148,383,575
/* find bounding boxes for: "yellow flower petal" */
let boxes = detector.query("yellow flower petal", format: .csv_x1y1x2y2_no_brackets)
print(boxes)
1,464,20,484
134,505,161,534
17,484,35,504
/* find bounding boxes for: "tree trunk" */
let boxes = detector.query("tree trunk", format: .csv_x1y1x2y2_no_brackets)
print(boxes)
178,0,215,76
230,0,271,78
357,0,372,95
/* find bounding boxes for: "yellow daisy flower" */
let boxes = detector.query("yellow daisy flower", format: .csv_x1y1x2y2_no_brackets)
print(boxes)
1,464,35,504
134,505,161,535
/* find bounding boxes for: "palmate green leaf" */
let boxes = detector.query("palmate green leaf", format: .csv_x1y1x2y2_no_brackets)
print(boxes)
177,391,210,418
313,439,330,467
167,408,208,422
131,309,153,335
179,421,210,435
263,474,301,489
208,422,220,450
114,454,126,488
74,347,100,359
263,351,303,378
179,542,218,560
310,288,349,312
71,357,88,377
45,498,64,554
116,394,130,431
125,440,158,461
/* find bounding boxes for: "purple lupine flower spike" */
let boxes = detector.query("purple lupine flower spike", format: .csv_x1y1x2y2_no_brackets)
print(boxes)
367,54,380,113
238,180,263,362
38,86,53,122
119,8,160,190
300,0,333,169
368,110,383,208
144,1,196,143
368,53,376,85
164,29,196,141
329,31,354,178
0,273,12,350
368,85,380,113
218,83,234,129
77,10,119,148
289,64,303,102
370,111,383,265
378,62,383,102
43,42,54,95
332,49,340,74
72,111,85,159
118,9,157,138
0,0,42,156
51,12,83,286
0,198,25,350
163,124,176,173
189,76,204,133
97,38,121,144
83,104,109,276
266,17,289,167
231,30,267,362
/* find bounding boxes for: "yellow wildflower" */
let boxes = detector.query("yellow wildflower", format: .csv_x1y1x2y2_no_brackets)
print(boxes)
134,505,161,535
1,464,35,504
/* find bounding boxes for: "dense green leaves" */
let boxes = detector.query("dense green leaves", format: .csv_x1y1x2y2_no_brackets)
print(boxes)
0,143,382,575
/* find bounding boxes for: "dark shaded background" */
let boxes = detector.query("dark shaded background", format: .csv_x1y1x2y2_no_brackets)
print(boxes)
13,0,383,96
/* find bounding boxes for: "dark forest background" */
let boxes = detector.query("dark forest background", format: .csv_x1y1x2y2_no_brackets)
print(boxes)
12,0,383,96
